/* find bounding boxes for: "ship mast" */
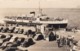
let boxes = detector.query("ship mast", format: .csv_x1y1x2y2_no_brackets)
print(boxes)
39,0,40,13
39,0,42,16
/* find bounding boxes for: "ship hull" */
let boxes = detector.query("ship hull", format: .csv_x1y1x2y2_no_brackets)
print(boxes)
4,20,67,28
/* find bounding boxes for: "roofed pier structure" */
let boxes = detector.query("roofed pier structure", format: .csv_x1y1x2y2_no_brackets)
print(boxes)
36,24,47,37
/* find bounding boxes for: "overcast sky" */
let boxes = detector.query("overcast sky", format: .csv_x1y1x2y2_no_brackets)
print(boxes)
0,0,80,8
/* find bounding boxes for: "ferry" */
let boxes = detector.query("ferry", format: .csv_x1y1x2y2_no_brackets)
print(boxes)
4,11,68,35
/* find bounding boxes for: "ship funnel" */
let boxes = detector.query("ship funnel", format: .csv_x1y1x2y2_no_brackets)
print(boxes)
30,11,35,17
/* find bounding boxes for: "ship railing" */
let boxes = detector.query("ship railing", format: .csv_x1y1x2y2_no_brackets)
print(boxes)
23,17,36,21
5,16,17,19
40,18,53,21
4,16,17,22
4,16,37,22
40,18,64,21
4,18,16,22
39,19,68,24
16,17,23,22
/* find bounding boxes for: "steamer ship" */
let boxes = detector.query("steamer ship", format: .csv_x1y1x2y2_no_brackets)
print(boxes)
4,11,68,34
3,0,68,34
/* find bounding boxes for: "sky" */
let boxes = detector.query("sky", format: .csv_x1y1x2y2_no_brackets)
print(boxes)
0,0,80,8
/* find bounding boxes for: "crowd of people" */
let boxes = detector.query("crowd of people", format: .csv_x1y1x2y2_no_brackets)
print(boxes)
56,35,80,51
0,25,79,51
57,35,74,47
